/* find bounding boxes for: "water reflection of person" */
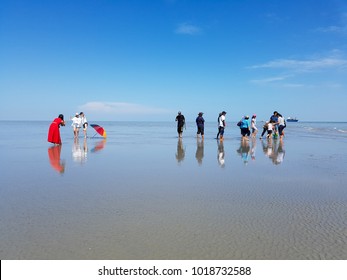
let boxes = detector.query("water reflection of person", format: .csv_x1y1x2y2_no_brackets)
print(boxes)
195,138,204,165
175,138,185,164
48,145,65,173
261,138,285,165
250,138,256,161
236,139,250,164
217,140,225,167
72,137,88,163
272,139,285,165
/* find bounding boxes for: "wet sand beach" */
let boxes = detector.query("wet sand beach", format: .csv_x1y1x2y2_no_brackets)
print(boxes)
0,121,347,259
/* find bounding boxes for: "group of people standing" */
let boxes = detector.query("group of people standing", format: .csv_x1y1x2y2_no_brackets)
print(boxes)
175,110,286,141
71,112,88,138
48,110,286,146
236,111,286,141
259,111,286,140
175,111,207,139
176,111,228,141
47,112,88,145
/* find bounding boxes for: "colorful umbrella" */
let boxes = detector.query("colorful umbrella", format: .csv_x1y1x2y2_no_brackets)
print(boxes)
90,124,107,138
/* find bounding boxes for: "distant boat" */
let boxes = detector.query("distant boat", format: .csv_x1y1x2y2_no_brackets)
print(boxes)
287,117,299,122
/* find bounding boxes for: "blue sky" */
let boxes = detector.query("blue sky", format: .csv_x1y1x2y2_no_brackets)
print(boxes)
1,0,347,122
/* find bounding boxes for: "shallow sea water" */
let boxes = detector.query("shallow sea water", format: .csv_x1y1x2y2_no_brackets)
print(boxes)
0,121,347,259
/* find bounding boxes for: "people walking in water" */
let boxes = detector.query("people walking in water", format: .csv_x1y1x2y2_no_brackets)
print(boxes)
260,121,269,139
79,112,88,138
239,115,251,141
196,112,205,139
217,111,227,141
175,111,185,138
216,112,222,139
267,121,273,138
251,114,258,138
277,113,286,140
270,111,279,136
48,114,65,145
71,113,82,138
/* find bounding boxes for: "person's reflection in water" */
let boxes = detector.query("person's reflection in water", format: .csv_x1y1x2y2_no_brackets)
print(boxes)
195,138,204,166
261,138,285,165
271,139,285,165
72,138,88,164
236,139,250,165
48,145,65,174
217,140,225,168
175,138,185,164
261,137,273,159
250,138,257,161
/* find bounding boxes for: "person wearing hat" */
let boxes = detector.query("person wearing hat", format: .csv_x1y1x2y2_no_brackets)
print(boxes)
196,112,205,139
240,115,251,141
175,111,185,138
251,114,258,138
217,111,227,141
71,112,82,138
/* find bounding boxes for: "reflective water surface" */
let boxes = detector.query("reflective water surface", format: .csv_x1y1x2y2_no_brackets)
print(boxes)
0,121,347,259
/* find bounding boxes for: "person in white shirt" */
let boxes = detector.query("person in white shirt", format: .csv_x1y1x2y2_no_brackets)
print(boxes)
251,114,258,138
267,122,273,138
277,113,286,140
218,111,227,141
71,113,82,138
79,112,88,138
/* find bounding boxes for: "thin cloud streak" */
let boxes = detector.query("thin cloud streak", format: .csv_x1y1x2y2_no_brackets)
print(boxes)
175,23,201,35
250,75,292,84
316,25,347,34
249,57,347,72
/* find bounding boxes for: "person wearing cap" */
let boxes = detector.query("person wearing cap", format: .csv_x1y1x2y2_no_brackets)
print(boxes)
71,112,82,138
251,114,258,138
175,111,185,138
217,111,227,141
79,112,88,138
196,112,205,139
240,115,251,141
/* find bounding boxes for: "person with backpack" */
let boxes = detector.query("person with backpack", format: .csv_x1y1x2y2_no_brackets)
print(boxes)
239,115,251,141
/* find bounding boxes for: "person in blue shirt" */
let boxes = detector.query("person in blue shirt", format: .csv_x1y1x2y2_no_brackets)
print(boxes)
240,115,251,141
270,111,279,136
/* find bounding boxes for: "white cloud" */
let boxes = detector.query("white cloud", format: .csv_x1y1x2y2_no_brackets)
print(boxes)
79,102,170,115
250,75,291,84
316,25,347,34
175,23,201,35
249,57,347,72
316,12,347,35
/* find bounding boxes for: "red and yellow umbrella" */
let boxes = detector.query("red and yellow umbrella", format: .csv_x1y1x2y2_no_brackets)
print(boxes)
90,124,107,138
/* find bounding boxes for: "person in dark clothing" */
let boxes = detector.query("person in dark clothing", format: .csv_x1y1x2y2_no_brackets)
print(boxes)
196,112,205,140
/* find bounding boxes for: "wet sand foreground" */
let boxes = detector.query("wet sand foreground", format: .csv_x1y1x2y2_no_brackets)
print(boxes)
0,121,347,259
